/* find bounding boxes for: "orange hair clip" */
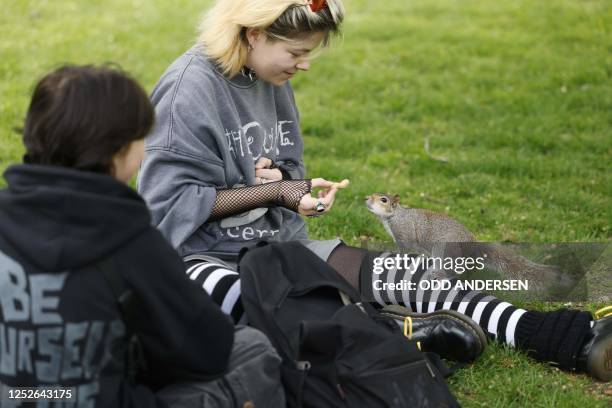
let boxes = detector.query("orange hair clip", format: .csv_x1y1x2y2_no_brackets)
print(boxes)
308,0,327,12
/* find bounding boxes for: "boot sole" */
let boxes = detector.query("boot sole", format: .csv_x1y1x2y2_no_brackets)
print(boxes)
379,305,489,356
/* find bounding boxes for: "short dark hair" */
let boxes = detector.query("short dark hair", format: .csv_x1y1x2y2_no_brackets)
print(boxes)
23,65,154,174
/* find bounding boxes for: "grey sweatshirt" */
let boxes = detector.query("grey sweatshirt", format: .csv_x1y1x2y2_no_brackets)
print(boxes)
137,46,308,258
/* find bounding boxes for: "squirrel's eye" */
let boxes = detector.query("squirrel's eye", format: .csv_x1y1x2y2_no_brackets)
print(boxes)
380,197,388,204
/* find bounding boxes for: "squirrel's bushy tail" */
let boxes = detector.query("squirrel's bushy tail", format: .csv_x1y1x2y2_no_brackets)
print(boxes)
481,243,577,293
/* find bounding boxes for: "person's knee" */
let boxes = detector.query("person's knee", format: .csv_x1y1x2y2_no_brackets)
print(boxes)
229,325,280,368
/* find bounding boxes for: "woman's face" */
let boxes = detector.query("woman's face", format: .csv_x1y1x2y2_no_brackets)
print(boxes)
246,29,326,86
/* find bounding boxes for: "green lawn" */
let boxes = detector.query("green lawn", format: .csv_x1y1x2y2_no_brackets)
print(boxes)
1,0,611,405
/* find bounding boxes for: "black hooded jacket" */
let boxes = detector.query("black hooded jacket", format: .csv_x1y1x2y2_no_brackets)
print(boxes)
0,164,234,407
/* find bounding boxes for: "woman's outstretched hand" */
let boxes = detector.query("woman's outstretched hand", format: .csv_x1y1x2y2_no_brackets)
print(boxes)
298,178,347,217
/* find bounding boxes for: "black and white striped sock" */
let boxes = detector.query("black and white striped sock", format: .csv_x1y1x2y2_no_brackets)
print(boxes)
368,253,527,347
185,259,246,324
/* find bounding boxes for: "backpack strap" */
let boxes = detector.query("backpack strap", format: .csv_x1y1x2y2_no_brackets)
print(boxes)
423,352,464,378
97,257,147,383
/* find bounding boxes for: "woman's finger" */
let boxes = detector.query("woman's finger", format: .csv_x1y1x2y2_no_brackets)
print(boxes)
256,168,282,181
255,157,273,169
322,187,338,208
310,178,335,189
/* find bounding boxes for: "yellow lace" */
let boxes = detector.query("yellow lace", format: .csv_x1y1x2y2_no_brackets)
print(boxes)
403,316,421,350
594,306,612,320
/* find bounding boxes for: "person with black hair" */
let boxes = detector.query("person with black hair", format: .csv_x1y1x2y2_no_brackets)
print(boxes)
0,65,283,407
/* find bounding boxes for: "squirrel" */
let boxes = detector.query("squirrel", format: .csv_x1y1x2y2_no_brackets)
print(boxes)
365,193,576,291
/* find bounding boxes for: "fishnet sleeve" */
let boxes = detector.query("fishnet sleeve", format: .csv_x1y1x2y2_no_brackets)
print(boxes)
208,180,312,221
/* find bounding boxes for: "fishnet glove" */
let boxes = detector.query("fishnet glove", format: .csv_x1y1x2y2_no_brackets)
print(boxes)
208,180,312,221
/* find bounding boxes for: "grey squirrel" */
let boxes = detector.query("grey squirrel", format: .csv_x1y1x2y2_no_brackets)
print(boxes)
365,193,575,291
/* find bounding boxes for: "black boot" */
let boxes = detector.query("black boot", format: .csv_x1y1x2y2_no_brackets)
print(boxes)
379,304,488,363
577,307,612,382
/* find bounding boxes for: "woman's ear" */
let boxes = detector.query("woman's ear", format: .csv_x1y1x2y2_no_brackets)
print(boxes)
245,28,262,49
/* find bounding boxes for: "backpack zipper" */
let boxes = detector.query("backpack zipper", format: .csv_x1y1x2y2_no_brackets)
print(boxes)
336,383,347,400
296,360,311,408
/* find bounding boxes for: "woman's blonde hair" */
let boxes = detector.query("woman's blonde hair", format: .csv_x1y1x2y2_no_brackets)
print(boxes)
198,0,344,77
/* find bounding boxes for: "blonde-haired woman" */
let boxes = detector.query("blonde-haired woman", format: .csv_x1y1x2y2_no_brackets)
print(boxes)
138,0,347,322
138,0,611,384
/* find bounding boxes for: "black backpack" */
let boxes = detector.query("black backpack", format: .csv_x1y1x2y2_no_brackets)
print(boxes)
238,241,460,408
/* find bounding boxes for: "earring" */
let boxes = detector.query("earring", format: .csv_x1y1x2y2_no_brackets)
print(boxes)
247,44,253,53
241,65,256,81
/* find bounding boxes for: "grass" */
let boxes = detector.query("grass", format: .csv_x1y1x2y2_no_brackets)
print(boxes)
1,0,611,405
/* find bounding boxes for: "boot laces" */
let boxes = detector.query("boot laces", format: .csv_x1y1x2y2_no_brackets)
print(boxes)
403,316,422,350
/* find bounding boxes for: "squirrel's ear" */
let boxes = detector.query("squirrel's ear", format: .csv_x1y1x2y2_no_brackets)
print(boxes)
392,195,401,206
